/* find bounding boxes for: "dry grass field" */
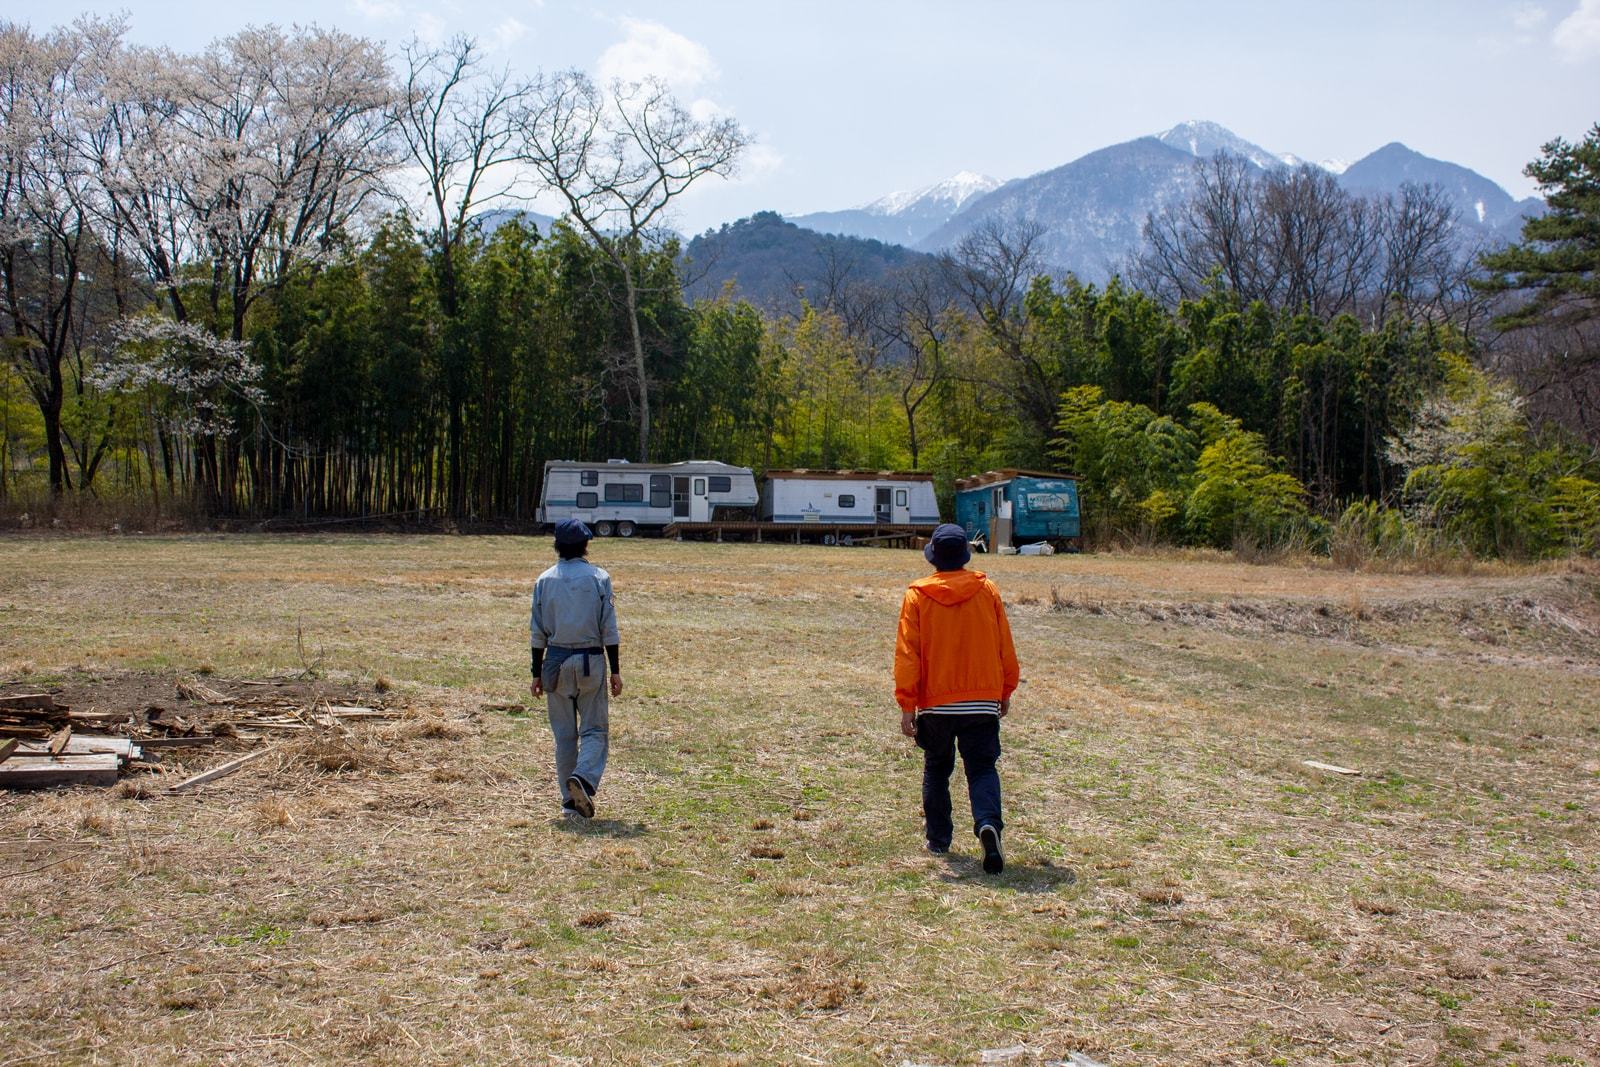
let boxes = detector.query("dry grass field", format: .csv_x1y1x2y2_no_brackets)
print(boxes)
1,534,1597,1066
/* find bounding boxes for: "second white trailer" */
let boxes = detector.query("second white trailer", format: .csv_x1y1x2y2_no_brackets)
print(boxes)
757,470,941,527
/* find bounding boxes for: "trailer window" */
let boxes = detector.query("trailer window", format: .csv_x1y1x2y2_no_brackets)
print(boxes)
896,489,908,507
838,494,855,509
693,478,706,496
604,483,643,503
708,475,732,493
576,492,598,509
580,470,598,486
649,475,670,491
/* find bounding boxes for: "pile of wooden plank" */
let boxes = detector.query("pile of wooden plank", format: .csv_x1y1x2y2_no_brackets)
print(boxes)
0,685,402,792
0,730,139,788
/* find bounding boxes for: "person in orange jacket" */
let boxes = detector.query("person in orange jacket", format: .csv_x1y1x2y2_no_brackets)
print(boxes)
895,523,1020,873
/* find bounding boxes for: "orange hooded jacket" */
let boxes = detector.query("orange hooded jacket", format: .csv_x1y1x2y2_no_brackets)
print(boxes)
894,569,1020,714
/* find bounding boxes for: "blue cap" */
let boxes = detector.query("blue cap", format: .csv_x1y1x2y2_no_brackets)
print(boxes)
553,518,592,547
924,523,971,570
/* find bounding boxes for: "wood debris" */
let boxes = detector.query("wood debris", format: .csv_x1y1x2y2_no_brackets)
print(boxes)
0,729,139,789
1303,759,1361,776
136,736,222,750
167,747,278,795
0,681,405,792
0,693,68,738
13,735,141,759
0,753,120,789
0,693,61,712
1,694,131,739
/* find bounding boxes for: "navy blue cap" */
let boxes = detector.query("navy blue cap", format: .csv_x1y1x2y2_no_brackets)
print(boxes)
924,523,971,571
553,518,592,547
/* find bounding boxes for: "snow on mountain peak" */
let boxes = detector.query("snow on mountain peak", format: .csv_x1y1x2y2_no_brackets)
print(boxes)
863,172,1002,216
1156,120,1283,171
1157,121,1350,176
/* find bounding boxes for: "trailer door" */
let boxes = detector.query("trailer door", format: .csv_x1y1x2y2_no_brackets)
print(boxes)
874,487,892,524
673,477,690,518
894,487,911,524
691,477,709,522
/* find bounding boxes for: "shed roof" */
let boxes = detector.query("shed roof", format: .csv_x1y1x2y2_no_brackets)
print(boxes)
954,469,1080,491
764,469,934,482
543,459,750,472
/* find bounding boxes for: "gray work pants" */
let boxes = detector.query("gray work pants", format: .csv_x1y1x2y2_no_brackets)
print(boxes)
543,651,608,805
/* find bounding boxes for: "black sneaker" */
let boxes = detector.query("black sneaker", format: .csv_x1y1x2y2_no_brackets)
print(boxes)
566,776,594,818
978,824,1003,874
926,841,950,855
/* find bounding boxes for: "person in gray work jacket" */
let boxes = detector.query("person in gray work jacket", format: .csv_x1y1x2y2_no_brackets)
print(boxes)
530,519,623,818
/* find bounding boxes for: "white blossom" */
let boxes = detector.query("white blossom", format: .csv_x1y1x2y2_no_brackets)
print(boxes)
96,317,265,436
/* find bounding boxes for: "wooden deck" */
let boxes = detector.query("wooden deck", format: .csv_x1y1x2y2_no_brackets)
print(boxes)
661,521,935,548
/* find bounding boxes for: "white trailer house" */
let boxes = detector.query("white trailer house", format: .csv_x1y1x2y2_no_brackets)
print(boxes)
757,470,941,529
538,459,758,536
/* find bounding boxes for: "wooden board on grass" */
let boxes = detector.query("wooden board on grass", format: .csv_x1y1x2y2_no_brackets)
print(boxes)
0,753,120,789
15,736,140,760
167,746,276,794
1303,759,1361,776
136,736,222,750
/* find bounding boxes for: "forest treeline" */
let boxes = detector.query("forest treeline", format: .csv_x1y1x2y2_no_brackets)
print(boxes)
2,20,1597,558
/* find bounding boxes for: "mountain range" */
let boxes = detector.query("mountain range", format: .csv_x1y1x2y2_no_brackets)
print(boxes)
478,121,1545,310
787,171,1001,248
778,120,1543,283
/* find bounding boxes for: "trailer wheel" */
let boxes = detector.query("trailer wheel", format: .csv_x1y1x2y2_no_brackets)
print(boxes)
617,521,635,538
821,533,837,546
839,534,854,546
595,521,615,537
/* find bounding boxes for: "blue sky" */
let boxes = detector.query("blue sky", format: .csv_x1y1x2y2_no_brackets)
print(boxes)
10,0,1599,232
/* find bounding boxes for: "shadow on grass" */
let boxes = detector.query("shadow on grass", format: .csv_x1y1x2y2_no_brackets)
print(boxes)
935,854,1077,893
553,815,650,838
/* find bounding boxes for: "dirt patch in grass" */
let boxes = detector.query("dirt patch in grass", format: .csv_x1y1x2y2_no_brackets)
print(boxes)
0,670,386,727
1044,572,1600,668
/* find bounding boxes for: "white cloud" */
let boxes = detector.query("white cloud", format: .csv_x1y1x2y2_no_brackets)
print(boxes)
350,0,404,20
688,97,729,123
491,17,529,51
741,143,784,182
1553,0,1600,58
597,18,718,91
413,11,447,46
1512,2,1549,31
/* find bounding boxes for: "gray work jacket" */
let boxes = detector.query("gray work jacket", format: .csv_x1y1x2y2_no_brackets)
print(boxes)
530,558,620,651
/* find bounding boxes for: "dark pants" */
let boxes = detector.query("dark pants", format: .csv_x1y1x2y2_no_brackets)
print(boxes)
916,713,1003,849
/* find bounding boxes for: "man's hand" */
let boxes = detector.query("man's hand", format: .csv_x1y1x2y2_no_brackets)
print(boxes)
999,697,1010,718
530,678,544,699
900,710,917,738
610,673,624,698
